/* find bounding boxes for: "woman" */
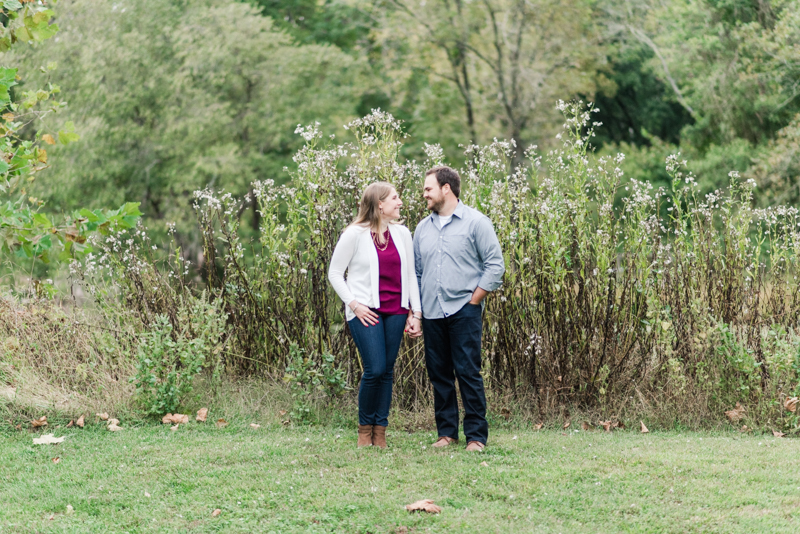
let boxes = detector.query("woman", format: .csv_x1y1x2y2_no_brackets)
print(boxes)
328,182,422,448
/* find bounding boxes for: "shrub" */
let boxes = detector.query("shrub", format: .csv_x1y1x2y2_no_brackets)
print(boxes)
130,296,226,415
73,101,800,425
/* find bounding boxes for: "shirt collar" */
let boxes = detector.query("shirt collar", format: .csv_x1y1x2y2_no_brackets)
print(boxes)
452,200,465,219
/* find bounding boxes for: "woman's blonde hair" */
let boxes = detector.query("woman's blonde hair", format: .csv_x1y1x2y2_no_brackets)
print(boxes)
351,182,397,244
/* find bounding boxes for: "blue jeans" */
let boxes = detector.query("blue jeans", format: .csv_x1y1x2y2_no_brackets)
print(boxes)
348,313,407,427
422,303,488,444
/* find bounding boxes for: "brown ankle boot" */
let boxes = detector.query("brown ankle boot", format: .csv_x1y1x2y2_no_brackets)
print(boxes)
357,425,373,447
372,425,387,449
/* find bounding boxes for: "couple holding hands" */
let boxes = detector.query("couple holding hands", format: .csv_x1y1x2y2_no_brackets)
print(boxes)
328,166,505,452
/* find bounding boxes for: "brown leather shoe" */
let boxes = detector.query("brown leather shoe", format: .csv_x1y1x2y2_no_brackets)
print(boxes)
432,436,458,447
357,425,373,447
372,425,388,449
466,440,485,452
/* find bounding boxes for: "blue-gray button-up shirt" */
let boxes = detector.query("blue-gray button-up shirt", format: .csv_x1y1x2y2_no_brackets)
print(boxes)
413,201,505,319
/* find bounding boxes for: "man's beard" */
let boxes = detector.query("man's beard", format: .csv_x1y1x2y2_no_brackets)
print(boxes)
427,197,445,213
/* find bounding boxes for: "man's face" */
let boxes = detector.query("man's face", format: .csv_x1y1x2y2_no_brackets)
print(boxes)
423,174,446,213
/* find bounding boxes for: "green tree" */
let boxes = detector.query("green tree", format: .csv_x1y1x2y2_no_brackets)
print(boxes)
11,0,363,254
0,0,140,275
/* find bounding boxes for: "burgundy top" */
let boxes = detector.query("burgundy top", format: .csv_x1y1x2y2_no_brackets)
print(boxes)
373,230,409,315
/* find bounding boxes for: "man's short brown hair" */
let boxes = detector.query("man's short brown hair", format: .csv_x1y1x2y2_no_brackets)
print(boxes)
425,165,461,199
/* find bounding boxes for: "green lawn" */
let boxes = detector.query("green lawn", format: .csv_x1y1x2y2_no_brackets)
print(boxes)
2,422,799,533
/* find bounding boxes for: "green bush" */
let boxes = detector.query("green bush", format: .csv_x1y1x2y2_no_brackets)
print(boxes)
131,297,226,416
283,344,350,424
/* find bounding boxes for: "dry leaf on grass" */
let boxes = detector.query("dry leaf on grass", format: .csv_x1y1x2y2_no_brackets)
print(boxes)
405,499,441,514
107,423,123,432
96,413,109,421
33,434,65,445
600,421,612,432
52,457,60,464
107,418,120,426
76,415,85,428
581,421,590,431
772,430,786,438
196,408,208,422
250,423,260,429
784,397,798,413
211,509,222,517
161,414,189,425
740,425,749,433
533,423,543,431
480,461,489,467
31,416,47,428
612,420,625,430
724,403,745,423
279,410,287,417
170,424,179,431
144,492,151,498
563,421,570,429
66,420,74,428
640,421,649,433
216,418,228,428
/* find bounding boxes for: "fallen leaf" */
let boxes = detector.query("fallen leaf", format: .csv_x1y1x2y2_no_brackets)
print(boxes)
52,457,60,464
170,424,179,431
784,397,798,413
740,425,749,433
773,430,786,438
31,416,47,428
33,434,65,445
406,499,441,514
563,421,570,429
107,423,122,432
66,504,73,514
640,421,649,433
76,415,85,428
42,134,56,145
279,410,287,417
512,435,518,440
581,421,590,431
724,402,745,423
15,424,21,431
480,461,489,467
211,509,221,517
250,423,260,429
66,420,74,428
216,418,228,428
49,514,54,521
280,419,290,426
533,423,543,431
162,414,189,425
196,408,208,422
145,492,151,498
96,413,109,421
107,418,120,426
600,421,612,432
613,420,625,430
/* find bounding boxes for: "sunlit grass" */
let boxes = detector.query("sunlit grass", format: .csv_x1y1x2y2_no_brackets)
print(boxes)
2,424,799,533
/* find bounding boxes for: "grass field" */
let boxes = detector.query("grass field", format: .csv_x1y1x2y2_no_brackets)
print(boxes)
2,422,799,533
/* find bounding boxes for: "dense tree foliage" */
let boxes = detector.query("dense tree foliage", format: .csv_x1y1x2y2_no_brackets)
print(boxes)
4,0,799,273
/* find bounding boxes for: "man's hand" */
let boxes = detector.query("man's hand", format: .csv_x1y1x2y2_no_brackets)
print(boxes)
405,315,423,338
469,287,489,305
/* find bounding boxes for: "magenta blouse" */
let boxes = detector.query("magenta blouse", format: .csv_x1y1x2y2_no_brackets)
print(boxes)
373,230,409,315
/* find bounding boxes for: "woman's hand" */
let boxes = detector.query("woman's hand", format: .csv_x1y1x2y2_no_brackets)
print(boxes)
352,302,379,327
405,314,422,338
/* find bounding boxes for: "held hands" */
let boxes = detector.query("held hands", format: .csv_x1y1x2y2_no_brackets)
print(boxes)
351,301,379,327
405,313,422,338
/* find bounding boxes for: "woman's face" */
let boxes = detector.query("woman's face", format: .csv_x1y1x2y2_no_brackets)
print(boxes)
379,188,402,221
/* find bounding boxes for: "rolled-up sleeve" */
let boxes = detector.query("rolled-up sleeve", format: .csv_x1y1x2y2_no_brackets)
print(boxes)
474,216,505,292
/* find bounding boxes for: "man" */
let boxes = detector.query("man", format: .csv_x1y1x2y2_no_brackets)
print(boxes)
411,165,505,452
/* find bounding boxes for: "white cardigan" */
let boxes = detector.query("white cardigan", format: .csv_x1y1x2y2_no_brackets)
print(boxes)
328,223,422,322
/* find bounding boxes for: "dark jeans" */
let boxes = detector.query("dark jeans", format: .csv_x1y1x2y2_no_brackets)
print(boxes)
422,303,488,444
348,312,407,427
